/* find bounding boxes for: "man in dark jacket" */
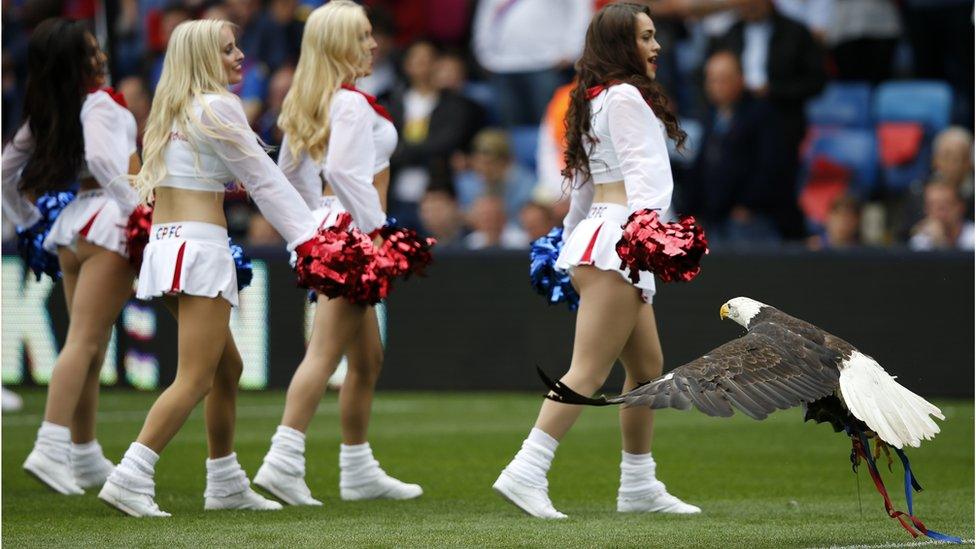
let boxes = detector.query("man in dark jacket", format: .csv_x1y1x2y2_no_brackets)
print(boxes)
681,50,790,246
382,41,486,229
708,0,826,238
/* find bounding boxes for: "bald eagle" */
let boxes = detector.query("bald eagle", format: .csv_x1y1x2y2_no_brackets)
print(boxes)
541,296,943,449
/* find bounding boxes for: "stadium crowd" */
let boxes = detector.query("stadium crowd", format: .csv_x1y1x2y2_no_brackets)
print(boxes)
2,0,973,251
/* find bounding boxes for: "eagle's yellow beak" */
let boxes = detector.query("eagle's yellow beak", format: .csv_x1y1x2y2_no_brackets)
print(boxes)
720,303,730,320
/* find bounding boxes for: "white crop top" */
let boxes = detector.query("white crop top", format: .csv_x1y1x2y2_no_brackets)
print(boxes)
156,93,317,250
278,88,397,234
562,83,675,237
2,90,140,227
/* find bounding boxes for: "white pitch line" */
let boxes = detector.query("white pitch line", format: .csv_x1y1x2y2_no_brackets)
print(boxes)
806,539,974,549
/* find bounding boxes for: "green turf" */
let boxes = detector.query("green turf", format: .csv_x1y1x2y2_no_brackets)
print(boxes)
2,390,973,548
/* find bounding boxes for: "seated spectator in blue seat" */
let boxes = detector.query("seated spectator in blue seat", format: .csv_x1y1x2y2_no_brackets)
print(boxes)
455,129,536,221
807,194,863,250
386,41,487,230
419,189,467,251
680,50,787,247
908,180,975,251
463,196,528,251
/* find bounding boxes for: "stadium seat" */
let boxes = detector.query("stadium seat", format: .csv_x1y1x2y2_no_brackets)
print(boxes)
873,81,953,192
798,128,878,224
805,82,873,129
462,81,499,125
509,125,539,172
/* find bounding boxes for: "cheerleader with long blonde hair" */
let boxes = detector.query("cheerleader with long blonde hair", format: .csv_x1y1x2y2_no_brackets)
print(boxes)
253,1,422,505
98,19,321,517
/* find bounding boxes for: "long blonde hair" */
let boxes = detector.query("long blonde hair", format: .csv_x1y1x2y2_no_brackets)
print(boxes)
135,19,252,202
278,0,368,166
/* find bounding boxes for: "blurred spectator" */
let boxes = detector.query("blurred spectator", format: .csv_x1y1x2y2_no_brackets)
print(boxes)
359,7,398,98
419,189,467,250
908,181,975,251
807,194,863,250
455,129,536,221
117,76,151,146
901,0,974,126
463,195,528,250
535,82,573,206
896,126,974,238
386,40,486,229
519,201,555,242
472,0,590,126
680,51,786,246
255,65,294,148
148,1,192,90
709,0,826,239
825,0,900,84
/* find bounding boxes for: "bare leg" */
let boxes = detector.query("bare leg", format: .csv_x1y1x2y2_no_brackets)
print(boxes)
135,295,230,453
617,303,663,455
44,242,134,428
534,267,643,441
280,294,366,433
339,307,383,445
205,330,243,458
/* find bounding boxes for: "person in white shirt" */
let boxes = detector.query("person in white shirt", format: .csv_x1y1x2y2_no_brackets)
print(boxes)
254,0,422,506
472,0,591,125
98,19,321,517
909,181,976,251
3,18,140,497
493,3,699,519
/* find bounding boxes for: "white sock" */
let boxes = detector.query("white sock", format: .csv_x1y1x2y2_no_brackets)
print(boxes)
618,451,664,500
263,425,306,476
339,442,383,489
107,442,158,496
71,440,109,473
35,421,71,463
503,428,559,489
204,452,250,498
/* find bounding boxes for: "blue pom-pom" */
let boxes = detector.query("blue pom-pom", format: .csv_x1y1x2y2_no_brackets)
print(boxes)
16,191,76,281
529,227,579,311
229,239,253,291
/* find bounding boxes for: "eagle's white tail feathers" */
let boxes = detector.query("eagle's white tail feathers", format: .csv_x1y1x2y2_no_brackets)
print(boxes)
838,352,943,449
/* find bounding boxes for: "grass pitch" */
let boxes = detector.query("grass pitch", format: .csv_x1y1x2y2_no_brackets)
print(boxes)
2,389,973,548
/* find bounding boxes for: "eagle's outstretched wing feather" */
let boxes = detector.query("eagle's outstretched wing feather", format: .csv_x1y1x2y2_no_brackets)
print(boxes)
560,322,843,420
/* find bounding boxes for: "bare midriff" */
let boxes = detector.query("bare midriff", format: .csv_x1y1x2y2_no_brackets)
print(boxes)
322,167,390,212
151,186,227,226
593,180,627,206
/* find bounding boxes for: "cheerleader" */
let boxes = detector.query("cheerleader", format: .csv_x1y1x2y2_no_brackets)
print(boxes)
2,18,139,495
493,3,699,518
97,19,321,516
253,0,422,505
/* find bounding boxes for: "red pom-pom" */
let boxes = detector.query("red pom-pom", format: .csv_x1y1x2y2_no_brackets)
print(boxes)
615,209,708,283
125,205,154,271
375,226,436,279
294,213,390,305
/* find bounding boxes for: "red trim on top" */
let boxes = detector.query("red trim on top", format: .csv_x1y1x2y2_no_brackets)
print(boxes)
170,242,187,292
78,206,104,238
579,223,604,264
87,86,128,108
340,84,393,122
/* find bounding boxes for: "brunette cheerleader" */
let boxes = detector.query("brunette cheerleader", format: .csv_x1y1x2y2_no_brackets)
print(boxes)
494,3,700,518
2,18,140,495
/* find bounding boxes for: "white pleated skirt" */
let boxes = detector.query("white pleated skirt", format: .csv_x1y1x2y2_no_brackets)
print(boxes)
555,202,656,303
43,190,128,257
135,222,238,307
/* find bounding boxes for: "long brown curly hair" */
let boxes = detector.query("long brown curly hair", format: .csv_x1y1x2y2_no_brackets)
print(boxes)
563,3,685,185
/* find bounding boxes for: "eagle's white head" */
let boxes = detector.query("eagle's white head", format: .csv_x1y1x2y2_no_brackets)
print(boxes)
720,297,767,328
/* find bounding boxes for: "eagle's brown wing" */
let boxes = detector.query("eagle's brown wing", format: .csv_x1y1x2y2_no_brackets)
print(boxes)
543,322,843,420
